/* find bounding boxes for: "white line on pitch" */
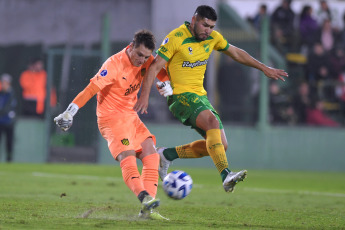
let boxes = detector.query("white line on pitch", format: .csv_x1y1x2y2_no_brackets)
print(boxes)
244,187,345,198
31,172,204,188
32,172,123,181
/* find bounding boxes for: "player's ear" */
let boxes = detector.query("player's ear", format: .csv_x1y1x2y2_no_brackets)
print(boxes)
128,42,134,51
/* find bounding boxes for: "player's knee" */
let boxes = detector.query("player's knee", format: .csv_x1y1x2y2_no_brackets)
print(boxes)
206,116,220,129
223,142,228,151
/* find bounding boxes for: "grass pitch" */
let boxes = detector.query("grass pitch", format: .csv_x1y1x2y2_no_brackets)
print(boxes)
0,163,344,229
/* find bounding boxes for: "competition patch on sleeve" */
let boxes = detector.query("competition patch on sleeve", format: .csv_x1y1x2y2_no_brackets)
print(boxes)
100,69,108,77
162,37,169,45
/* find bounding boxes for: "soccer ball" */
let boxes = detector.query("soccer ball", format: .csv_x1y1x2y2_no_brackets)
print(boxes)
162,170,193,200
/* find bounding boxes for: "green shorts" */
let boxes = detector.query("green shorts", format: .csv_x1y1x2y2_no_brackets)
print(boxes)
167,92,223,137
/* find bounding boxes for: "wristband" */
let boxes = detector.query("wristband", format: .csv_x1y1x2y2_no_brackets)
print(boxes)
66,103,79,117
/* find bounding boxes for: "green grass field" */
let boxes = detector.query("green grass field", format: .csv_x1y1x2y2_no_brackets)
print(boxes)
1,163,344,230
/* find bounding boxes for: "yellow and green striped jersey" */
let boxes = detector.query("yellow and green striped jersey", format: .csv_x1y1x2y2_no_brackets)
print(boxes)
157,21,229,96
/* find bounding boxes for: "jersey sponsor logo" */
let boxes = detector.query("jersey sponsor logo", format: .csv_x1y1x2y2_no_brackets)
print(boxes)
100,69,108,77
162,37,169,45
175,32,183,37
177,94,190,107
203,44,210,53
182,59,208,68
160,46,168,53
188,47,193,55
125,83,141,96
121,138,130,146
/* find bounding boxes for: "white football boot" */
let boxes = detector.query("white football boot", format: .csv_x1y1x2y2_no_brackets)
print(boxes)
223,170,247,193
157,147,172,181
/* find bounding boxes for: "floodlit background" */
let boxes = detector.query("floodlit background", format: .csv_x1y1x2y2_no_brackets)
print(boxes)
0,0,344,171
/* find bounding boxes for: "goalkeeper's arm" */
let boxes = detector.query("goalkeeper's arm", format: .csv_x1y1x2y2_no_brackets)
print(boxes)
54,82,100,131
155,68,173,97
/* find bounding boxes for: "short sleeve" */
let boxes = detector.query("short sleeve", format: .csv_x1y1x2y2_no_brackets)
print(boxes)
156,32,180,62
90,58,118,90
213,31,230,51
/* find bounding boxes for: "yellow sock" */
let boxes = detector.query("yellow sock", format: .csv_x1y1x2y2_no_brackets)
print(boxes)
205,129,228,173
176,140,209,158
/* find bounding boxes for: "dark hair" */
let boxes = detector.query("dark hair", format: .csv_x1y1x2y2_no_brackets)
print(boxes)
29,57,43,65
194,5,217,21
132,29,156,51
260,4,267,11
301,5,312,19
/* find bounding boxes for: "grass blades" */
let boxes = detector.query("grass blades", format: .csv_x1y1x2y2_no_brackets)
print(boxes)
1,163,345,229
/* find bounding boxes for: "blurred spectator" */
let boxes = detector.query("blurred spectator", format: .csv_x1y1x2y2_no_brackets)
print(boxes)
292,82,310,124
270,0,297,53
269,81,296,125
316,0,341,32
317,18,336,53
340,12,345,46
299,5,319,50
19,58,56,118
0,74,17,162
247,4,268,33
329,45,345,79
306,98,340,127
307,43,331,83
336,71,345,125
217,56,251,122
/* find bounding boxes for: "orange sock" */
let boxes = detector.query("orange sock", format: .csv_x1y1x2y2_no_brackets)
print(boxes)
120,156,145,197
141,153,159,198
176,140,209,158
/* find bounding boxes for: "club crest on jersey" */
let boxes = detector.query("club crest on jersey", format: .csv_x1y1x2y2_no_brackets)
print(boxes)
121,138,130,146
162,37,169,45
188,47,193,55
203,44,210,53
100,69,108,77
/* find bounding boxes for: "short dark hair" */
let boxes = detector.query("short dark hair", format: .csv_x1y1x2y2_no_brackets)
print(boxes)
29,57,43,65
132,29,156,51
194,5,217,21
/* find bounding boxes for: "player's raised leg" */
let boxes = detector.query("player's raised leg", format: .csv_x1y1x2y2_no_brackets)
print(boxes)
196,110,247,192
157,140,209,180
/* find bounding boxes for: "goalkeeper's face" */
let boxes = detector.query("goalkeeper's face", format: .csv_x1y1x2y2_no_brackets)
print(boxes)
127,44,152,67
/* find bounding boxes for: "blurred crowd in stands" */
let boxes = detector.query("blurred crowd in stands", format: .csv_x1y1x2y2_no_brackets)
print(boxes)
247,0,345,127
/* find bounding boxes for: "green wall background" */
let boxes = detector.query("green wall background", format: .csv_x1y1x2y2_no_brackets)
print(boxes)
3,119,343,172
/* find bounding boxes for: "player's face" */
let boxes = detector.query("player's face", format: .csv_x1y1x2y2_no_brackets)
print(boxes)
192,16,216,41
127,44,152,67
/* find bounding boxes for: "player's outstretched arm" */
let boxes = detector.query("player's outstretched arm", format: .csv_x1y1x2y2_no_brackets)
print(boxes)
54,103,79,131
223,44,288,81
54,82,99,131
134,55,168,114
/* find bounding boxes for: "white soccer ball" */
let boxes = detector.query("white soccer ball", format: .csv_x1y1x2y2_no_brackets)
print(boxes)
162,170,193,200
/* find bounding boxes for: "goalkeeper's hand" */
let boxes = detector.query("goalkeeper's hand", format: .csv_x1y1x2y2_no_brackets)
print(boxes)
54,103,79,132
156,81,173,97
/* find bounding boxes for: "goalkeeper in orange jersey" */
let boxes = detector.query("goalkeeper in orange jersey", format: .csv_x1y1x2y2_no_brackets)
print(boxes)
135,5,288,193
54,30,171,220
